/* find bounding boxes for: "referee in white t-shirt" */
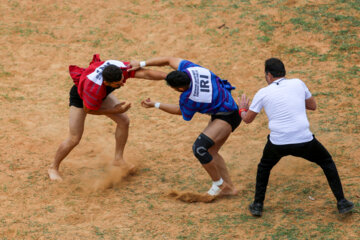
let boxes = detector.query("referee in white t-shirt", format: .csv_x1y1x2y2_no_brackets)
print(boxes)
239,58,354,217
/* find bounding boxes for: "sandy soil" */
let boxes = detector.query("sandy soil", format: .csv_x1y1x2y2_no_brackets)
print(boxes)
0,0,359,239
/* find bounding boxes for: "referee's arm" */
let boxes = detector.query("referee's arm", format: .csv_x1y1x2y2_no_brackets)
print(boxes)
305,97,316,110
238,94,257,124
240,110,257,124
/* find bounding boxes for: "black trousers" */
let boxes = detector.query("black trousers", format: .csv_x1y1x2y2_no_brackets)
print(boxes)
254,135,345,203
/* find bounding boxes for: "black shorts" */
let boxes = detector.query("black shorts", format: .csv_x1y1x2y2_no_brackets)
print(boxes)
211,110,241,132
69,85,116,108
69,85,83,108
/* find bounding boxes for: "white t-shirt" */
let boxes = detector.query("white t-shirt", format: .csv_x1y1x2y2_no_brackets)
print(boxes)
249,78,313,145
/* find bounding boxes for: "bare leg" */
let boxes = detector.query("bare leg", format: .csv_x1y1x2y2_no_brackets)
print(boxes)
101,94,134,170
48,106,86,180
202,119,238,196
210,136,234,188
201,161,222,182
107,113,132,167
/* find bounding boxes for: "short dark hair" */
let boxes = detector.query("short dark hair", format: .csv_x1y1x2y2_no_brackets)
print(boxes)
102,65,123,82
165,71,191,87
265,58,286,77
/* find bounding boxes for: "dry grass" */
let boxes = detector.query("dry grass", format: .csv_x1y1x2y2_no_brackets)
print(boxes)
0,0,359,239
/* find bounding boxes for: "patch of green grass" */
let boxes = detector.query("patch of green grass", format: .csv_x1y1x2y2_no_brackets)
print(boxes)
301,187,313,195
92,39,102,48
93,226,105,239
313,222,341,237
284,46,328,62
312,91,336,97
13,25,39,37
45,206,55,213
0,65,12,77
258,20,276,34
255,18,278,43
341,0,360,10
229,27,240,36
257,35,270,43
184,1,209,10
205,28,219,37
290,17,323,33
286,2,360,63
270,225,300,240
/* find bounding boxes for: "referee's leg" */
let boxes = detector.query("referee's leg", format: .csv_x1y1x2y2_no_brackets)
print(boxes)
301,137,345,201
254,138,282,204
300,137,354,213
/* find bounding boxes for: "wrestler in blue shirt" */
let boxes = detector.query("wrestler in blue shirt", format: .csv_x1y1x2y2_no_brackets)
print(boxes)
177,60,238,120
129,57,241,198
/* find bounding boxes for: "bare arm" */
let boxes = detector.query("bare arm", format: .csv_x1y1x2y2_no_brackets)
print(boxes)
238,94,258,124
128,57,183,71
83,102,131,115
133,68,167,80
141,98,182,115
240,110,258,124
305,96,316,110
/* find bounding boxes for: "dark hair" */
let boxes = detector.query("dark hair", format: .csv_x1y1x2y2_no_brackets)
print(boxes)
102,64,123,82
265,58,286,77
165,71,191,87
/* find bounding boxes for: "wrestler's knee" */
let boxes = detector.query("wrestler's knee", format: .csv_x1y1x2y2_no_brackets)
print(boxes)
68,134,82,147
114,114,130,127
192,133,215,164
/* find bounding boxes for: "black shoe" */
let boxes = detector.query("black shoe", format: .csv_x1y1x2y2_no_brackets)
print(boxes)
337,198,354,214
249,202,263,217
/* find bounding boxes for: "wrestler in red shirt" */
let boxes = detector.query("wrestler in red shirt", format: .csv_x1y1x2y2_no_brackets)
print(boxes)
48,54,167,181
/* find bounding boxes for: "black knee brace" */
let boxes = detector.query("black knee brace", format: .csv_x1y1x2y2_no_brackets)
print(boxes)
192,133,215,164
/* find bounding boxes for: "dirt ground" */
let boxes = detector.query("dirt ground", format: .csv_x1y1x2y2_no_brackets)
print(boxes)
0,0,359,239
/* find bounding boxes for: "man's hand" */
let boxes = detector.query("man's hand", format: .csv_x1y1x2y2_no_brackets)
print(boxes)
114,102,131,113
141,98,182,115
237,94,257,124
128,60,141,72
238,94,250,109
141,98,155,108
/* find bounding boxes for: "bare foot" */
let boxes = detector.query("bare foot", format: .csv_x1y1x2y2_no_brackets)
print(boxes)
48,168,63,181
111,160,136,174
218,182,238,197
128,165,137,175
